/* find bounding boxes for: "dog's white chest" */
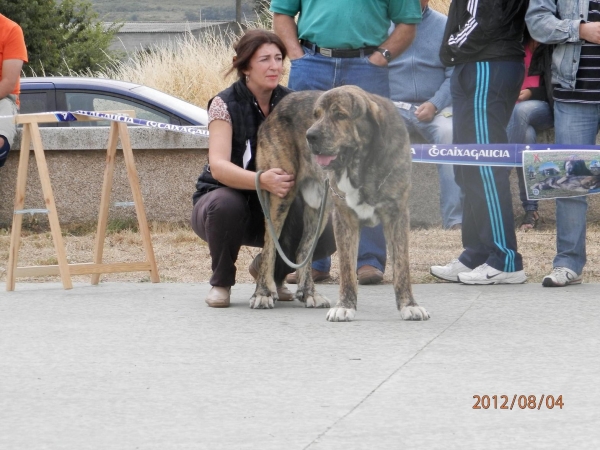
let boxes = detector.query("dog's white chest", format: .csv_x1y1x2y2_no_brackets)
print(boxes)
337,170,376,220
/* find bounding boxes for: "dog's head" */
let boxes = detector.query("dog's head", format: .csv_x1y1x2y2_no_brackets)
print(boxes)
306,86,385,170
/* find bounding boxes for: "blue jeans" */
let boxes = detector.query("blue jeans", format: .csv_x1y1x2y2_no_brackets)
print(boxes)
398,105,464,229
289,47,389,272
551,101,594,274
507,100,554,211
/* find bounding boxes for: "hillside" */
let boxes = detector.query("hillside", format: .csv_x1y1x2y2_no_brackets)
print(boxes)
88,0,258,22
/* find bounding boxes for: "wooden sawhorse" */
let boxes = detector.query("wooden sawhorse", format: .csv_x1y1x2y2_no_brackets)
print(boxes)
6,112,159,290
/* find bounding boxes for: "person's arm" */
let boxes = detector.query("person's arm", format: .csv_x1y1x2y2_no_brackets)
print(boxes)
273,13,305,60
416,64,454,122
370,23,416,66
208,120,295,198
412,60,452,122
526,0,586,44
0,59,23,99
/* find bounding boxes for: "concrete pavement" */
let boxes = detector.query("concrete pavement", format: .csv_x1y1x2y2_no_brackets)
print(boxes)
1,281,598,449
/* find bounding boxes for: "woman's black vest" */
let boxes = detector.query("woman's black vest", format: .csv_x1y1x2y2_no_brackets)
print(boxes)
192,79,291,204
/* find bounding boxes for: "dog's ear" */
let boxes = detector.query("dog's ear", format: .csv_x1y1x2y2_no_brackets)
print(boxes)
363,95,389,139
366,97,383,122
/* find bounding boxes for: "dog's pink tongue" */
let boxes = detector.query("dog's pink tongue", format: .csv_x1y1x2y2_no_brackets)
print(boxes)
315,155,337,166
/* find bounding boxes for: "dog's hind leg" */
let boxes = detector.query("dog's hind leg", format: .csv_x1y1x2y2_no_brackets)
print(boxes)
250,193,292,309
295,180,331,308
326,207,360,322
383,209,430,321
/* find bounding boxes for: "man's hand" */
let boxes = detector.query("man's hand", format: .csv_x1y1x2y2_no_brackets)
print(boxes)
518,89,532,102
580,22,600,44
414,102,437,123
260,168,295,198
368,51,388,67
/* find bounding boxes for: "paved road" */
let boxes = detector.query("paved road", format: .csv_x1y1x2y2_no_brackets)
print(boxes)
1,282,598,449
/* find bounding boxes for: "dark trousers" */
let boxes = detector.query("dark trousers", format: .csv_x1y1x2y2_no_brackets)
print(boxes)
451,61,524,272
191,187,336,287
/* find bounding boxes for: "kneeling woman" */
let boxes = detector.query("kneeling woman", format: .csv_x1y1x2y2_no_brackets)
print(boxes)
191,30,335,308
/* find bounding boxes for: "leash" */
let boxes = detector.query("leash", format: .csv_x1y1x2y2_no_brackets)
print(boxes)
255,170,329,270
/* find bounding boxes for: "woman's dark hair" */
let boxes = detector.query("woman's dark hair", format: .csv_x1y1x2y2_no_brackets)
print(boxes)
227,29,287,80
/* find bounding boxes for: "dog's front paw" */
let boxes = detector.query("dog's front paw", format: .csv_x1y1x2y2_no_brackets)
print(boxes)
326,307,356,322
400,306,430,321
304,291,331,308
295,288,331,308
249,293,275,309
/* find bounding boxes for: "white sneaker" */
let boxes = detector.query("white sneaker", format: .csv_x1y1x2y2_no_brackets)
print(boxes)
430,259,471,282
542,267,583,287
458,263,527,285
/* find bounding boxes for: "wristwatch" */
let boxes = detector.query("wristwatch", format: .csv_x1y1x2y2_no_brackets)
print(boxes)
376,47,392,62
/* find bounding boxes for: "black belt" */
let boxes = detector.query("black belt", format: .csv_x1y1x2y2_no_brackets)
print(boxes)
300,39,377,58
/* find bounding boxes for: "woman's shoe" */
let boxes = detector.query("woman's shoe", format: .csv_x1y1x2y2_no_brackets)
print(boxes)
519,210,539,231
277,285,294,301
205,286,231,308
285,269,330,284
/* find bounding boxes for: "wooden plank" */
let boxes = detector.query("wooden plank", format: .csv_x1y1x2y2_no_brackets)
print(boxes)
118,122,160,283
6,124,33,291
15,262,153,277
91,122,120,285
29,122,73,290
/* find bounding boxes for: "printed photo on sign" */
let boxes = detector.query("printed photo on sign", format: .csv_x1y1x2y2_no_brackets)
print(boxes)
522,150,600,200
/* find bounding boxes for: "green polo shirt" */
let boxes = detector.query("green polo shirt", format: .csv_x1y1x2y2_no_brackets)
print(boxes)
270,0,421,49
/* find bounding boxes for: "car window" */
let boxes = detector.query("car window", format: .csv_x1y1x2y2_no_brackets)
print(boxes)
18,91,57,127
64,92,172,127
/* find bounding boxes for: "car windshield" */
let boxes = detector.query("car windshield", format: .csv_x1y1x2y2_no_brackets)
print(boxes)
131,86,208,125
65,91,171,126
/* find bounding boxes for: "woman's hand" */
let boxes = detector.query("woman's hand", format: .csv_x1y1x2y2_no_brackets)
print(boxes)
518,89,532,102
260,168,295,198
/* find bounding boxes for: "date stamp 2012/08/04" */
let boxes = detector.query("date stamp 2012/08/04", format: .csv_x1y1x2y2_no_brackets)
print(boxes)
473,395,564,410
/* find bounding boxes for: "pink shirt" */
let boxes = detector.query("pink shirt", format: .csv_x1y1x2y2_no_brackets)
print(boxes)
521,45,540,90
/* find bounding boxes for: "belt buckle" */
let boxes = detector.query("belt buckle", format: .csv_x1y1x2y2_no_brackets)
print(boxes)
319,47,333,57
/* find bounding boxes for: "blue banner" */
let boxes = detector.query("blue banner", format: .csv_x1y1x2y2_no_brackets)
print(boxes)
411,143,600,167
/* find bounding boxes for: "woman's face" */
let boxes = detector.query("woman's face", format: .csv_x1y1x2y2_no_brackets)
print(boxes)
244,43,284,92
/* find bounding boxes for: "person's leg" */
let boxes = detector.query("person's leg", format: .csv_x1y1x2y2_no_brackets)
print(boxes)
0,96,18,167
508,100,554,145
452,61,525,275
509,100,553,216
191,188,257,287
417,107,463,229
516,167,539,232
550,101,598,277
340,56,390,276
288,49,337,91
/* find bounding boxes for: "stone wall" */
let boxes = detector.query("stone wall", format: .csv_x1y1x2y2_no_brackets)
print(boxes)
1,127,599,230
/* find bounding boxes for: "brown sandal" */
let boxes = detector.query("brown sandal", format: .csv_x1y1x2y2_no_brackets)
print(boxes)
519,210,539,231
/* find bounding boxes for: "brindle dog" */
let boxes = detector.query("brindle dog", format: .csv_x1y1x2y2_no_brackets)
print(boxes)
250,85,429,322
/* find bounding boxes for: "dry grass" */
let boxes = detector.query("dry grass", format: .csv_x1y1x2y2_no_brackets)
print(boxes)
2,220,600,286
11,0,586,287
88,15,289,109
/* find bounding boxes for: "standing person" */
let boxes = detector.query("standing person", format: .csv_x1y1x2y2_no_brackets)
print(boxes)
526,0,600,287
271,0,422,285
430,0,529,284
507,29,554,231
0,13,28,168
389,0,463,231
191,30,335,307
